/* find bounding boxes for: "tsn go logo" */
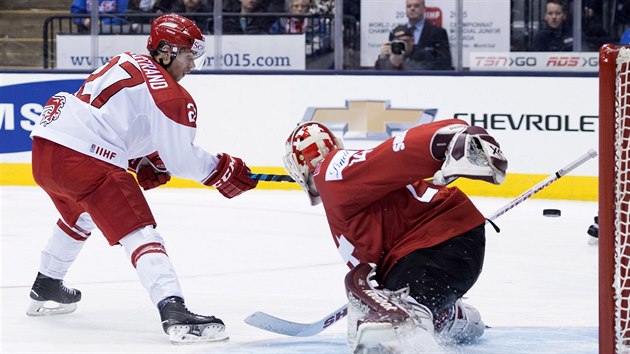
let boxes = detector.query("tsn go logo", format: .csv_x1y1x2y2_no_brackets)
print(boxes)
474,55,598,68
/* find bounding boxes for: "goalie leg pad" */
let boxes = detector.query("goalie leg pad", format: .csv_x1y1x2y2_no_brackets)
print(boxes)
345,264,435,353
435,299,485,344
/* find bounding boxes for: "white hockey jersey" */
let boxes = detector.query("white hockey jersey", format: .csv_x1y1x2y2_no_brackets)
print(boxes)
31,52,218,183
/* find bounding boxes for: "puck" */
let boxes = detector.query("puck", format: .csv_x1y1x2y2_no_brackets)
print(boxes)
543,209,561,217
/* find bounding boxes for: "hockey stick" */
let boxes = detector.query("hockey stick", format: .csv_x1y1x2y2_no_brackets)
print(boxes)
485,148,597,222
250,173,295,183
244,303,349,337
244,149,598,337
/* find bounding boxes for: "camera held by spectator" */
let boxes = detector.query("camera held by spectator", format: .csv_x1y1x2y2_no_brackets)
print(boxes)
375,25,415,69
382,26,414,58
391,39,407,55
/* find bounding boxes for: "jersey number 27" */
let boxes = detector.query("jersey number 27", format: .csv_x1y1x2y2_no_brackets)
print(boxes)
76,56,144,108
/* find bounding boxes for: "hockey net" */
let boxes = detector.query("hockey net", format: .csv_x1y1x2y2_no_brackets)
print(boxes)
600,44,630,354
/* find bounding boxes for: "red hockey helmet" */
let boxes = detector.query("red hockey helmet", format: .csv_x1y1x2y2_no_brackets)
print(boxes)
283,122,344,205
147,14,205,67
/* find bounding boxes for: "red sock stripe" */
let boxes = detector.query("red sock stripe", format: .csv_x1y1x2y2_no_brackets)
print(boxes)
56,219,89,241
73,222,91,237
130,242,167,268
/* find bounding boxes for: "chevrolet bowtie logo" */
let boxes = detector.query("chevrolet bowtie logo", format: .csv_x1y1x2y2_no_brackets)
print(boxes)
303,100,437,140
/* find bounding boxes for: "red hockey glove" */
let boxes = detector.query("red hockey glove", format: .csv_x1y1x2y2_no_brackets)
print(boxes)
128,152,171,190
204,153,258,199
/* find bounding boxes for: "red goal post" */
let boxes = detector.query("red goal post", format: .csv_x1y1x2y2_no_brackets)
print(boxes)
599,44,630,354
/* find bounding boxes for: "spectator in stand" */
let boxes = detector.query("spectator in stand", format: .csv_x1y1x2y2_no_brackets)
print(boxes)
375,26,417,70
168,0,213,33
532,0,574,51
127,0,160,30
269,0,330,56
223,0,284,13
126,0,182,13
223,0,273,34
375,0,452,71
618,0,630,37
580,0,607,50
310,0,334,15
128,0,155,12
153,0,179,13
71,0,130,33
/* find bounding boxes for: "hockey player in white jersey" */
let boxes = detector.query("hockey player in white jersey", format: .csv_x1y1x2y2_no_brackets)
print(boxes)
26,14,257,343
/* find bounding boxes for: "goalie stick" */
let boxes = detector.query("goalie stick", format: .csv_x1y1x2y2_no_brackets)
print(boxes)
245,303,349,337
250,173,295,183
485,148,597,222
244,149,598,337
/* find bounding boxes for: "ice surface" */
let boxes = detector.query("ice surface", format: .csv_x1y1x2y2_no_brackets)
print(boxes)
1,187,598,353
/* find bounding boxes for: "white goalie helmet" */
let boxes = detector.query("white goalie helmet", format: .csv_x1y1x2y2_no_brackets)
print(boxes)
283,122,344,205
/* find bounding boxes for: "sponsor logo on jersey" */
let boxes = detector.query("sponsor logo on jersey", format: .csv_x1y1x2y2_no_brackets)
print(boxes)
89,144,118,160
325,150,352,181
303,100,437,141
39,95,66,127
0,79,83,153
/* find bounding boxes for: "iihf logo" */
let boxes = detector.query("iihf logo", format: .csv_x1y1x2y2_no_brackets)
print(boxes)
40,95,66,127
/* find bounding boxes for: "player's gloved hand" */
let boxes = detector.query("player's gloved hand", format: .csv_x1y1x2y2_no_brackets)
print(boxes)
128,152,171,190
431,125,508,186
204,153,258,199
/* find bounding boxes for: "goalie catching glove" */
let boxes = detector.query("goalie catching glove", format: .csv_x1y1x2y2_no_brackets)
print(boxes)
128,152,171,190
431,125,508,186
204,153,258,198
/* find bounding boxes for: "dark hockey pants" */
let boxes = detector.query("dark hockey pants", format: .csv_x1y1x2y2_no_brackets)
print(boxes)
382,224,486,320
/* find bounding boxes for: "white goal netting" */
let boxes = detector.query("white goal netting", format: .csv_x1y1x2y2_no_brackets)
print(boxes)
614,47,630,353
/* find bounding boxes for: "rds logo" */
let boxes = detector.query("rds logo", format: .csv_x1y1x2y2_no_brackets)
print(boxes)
0,79,83,153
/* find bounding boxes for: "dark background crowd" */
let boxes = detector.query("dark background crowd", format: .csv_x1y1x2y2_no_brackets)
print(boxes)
59,0,630,70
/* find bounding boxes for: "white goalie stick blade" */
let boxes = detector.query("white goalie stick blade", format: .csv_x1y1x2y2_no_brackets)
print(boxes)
26,300,78,316
244,304,349,337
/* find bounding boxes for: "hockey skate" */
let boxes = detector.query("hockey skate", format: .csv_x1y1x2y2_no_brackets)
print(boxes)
26,272,81,316
158,296,228,344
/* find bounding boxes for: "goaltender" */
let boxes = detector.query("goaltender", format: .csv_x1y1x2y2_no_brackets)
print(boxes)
283,118,507,352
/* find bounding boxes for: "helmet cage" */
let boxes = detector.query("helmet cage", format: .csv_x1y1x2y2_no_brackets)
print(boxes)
283,122,343,205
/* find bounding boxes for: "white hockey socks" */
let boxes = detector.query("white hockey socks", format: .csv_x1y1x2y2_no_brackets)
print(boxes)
39,214,93,279
119,226,183,306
